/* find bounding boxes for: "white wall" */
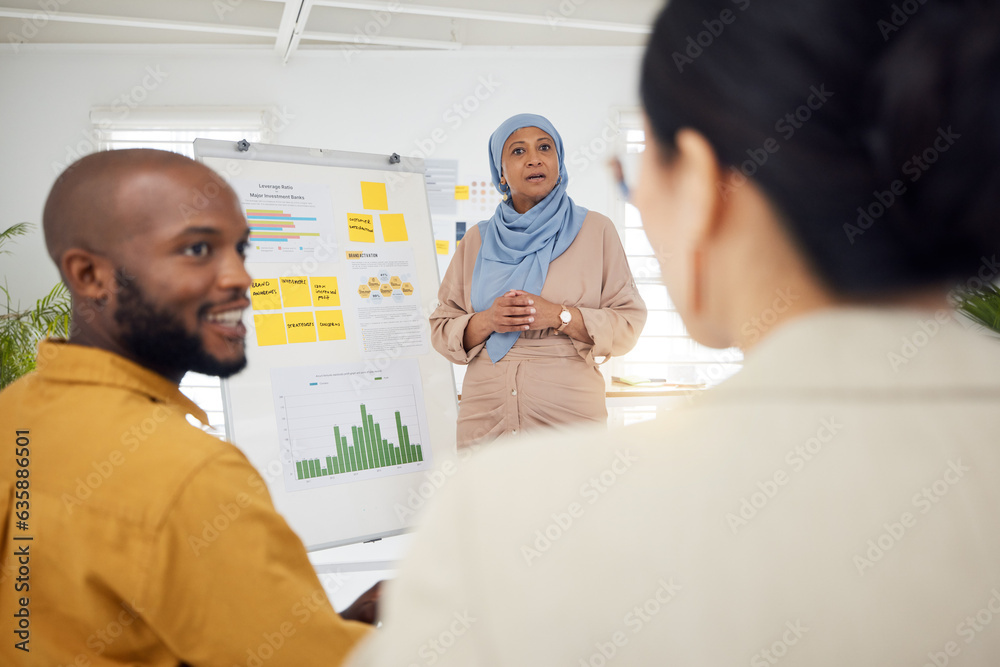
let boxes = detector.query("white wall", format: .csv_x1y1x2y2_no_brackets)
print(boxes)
0,44,643,305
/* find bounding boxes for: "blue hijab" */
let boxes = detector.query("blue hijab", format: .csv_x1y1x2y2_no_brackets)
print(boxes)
471,113,588,363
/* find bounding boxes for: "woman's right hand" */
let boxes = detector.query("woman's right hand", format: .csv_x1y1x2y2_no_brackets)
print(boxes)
484,290,537,332
463,290,536,350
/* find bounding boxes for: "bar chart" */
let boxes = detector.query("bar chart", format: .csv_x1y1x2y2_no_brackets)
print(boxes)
271,359,432,492
246,208,322,245
292,402,424,480
231,179,335,263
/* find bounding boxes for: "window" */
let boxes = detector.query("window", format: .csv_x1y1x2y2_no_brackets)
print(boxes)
609,108,743,389
91,107,274,434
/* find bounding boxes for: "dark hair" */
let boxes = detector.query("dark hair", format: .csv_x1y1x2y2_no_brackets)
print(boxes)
641,0,1000,295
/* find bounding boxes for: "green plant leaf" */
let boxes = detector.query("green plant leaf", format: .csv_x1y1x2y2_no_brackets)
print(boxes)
954,283,1000,337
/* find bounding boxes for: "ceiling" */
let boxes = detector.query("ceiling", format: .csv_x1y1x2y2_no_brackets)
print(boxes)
0,0,660,61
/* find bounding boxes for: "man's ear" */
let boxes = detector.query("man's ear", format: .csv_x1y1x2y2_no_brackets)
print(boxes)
60,248,116,301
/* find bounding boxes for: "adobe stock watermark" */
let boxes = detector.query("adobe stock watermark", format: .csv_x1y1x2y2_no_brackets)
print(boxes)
6,0,70,53
843,126,960,245
58,599,146,666
920,588,1000,667
343,2,400,62
695,286,801,387
188,482,268,556
50,65,171,175
726,417,843,534
579,578,682,667
234,583,353,667
392,440,491,524
671,0,751,73
878,0,928,42
887,254,1000,372
213,0,243,21
740,287,800,346
750,620,809,666
718,84,834,201
407,611,477,667
569,116,623,175
886,309,952,372
59,403,172,514
410,75,502,161
546,0,587,29
852,459,970,575
520,449,638,566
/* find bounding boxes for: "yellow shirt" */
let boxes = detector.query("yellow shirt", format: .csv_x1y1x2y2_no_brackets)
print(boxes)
0,340,369,666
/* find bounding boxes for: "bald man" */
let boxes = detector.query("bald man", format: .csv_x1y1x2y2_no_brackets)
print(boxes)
0,150,374,666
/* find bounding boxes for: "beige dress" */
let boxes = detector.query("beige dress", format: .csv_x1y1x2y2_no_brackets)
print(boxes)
430,211,646,447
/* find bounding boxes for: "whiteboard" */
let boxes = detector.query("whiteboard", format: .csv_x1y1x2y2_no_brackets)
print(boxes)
194,139,458,550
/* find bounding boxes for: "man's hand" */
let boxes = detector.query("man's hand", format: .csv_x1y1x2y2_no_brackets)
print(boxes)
340,581,382,625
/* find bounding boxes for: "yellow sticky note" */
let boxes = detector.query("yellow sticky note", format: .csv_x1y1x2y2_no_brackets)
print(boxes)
454,185,470,200
250,278,281,310
310,277,340,307
316,310,346,341
285,311,317,344
253,313,287,346
348,214,375,243
380,213,408,242
360,182,388,210
435,240,449,255
279,277,311,308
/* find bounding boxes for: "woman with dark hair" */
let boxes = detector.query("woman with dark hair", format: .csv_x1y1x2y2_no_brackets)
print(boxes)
348,1,1000,665
431,113,646,448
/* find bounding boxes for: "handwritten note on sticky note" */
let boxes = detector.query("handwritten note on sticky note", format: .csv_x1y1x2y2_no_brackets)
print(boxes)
251,278,281,310
435,240,449,255
316,310,346,341
454,185,470,200
285,311,316,344
347,214,375,243
380,213,408,242
253,313,287,346
310,277,340,307
279,277,311,308
360,182,388,210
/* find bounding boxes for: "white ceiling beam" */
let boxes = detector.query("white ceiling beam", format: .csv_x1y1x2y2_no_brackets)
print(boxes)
298,29,460,50
274,0,305,55
0,8,277,38
281,0,316,63
308,0,652,34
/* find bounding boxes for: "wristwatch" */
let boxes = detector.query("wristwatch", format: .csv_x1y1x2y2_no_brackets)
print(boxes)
557,306,572,333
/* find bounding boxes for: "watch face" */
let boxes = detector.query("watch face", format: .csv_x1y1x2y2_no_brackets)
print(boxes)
560,309,572,324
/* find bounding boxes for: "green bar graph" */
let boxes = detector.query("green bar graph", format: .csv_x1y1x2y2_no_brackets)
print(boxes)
359,405,371,470
334,427,344,474
293,403,424,480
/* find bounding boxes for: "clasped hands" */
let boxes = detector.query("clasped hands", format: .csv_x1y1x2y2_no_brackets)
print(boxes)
483,290,561,333
463,290,588,350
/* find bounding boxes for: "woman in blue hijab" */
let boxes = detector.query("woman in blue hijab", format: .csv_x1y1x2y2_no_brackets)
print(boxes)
430,113,647,447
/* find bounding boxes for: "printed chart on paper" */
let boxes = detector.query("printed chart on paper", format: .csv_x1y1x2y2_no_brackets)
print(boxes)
271,358,432,492
231,179,335,263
